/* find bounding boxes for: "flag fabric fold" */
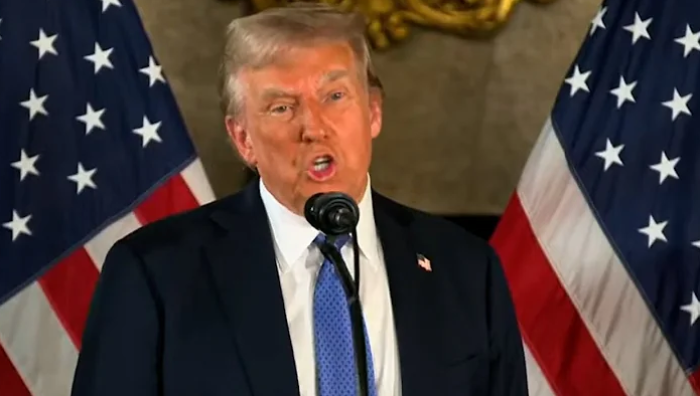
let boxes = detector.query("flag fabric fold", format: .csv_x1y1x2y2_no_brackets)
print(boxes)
0,0,215,394
491,0,700,394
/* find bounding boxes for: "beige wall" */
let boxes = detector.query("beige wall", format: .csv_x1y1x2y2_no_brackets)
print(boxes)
134,0,601,214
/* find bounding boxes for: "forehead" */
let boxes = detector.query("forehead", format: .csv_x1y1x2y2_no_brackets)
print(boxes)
241,42,361,90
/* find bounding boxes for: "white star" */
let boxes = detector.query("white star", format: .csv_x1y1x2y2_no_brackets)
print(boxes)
76,103,106,135
20,89,48,120
638,215,668,248
675,24,700,58
101,0,122,12
564,65,591,97
623,12,652,44
11,149,40,181
595,139,624,171
3,210,32,242
30,28,58,59
692,240,700,249
649,151,680,184
590,7,606,36
661,88,692,121
67,162,98,194
140,56,166,87
133,116,162,147
84,43,114,74
681,292,700,326
610,76,636,109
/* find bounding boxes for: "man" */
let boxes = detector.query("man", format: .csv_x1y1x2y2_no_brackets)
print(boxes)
71,3,528,396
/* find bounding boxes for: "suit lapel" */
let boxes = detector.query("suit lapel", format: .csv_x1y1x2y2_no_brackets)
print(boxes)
205,182,300,396
373,193,440,396
201,185,440,396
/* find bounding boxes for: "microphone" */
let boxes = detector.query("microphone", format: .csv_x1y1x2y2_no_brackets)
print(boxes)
304,192,360,236
304,192,369,396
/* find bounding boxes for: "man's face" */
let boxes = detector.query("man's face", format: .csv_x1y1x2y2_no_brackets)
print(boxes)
226,42,382,215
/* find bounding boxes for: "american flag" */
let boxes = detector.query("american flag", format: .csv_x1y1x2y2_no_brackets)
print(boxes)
490,0,700,394
0,0,215,394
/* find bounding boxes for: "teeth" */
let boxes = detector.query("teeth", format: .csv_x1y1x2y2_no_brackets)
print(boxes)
314,162,330,171
313,156,331,171
314,156,331,165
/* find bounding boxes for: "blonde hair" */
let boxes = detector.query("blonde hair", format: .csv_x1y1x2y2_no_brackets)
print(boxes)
217,2,383,117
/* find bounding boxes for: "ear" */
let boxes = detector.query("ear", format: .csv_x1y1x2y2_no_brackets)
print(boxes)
369,88,383,139
225,115,257,167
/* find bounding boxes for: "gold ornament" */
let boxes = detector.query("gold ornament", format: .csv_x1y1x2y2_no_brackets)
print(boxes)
246,0,559,49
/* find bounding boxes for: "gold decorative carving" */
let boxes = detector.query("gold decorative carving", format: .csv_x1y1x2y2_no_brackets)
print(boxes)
247,0,558,49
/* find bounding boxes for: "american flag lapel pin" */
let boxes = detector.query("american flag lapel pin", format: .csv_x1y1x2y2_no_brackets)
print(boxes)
417,253,432,272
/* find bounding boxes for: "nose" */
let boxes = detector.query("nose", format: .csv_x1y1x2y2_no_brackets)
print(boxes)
300,103,327,142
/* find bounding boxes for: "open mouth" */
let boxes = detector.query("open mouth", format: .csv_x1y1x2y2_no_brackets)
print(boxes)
308,155,336,181
313,155,332,171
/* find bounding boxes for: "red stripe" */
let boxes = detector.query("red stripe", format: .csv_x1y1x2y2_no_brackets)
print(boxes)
134,174,201,225
38,248,99,349
0,172,202,393
490,194,626,396
0,343,31,396
688,369,700,394
35,173,199,351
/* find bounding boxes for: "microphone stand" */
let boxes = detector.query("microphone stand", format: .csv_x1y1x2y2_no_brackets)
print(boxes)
317,227,368,396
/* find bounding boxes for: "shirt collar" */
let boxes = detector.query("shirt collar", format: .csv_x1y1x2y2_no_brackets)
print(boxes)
259,176,381,274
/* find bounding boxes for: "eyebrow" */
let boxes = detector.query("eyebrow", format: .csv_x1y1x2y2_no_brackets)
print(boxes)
260,88,294,102
259,70,351,102
320,69,349,85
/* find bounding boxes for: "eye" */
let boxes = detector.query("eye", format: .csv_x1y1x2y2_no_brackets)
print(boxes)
329,91,345,101
270,104,291,115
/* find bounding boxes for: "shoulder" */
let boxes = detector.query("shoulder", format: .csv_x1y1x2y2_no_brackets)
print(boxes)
97,188,255,300
372,191,496,260
111,188,249,263
373,192,512,320
372,190,504,301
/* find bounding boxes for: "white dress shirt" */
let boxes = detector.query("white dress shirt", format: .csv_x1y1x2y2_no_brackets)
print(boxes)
259,177,402,396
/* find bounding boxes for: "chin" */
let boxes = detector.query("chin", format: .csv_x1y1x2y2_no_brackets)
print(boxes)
303,183,342,197
314,181,367,202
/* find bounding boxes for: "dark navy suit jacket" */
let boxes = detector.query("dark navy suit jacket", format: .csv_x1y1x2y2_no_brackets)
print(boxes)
70,179,528,396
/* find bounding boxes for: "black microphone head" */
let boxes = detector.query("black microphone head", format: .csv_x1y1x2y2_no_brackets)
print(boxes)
304,192,359,236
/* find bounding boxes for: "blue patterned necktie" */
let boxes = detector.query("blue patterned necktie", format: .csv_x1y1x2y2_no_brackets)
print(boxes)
313,233,378,396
